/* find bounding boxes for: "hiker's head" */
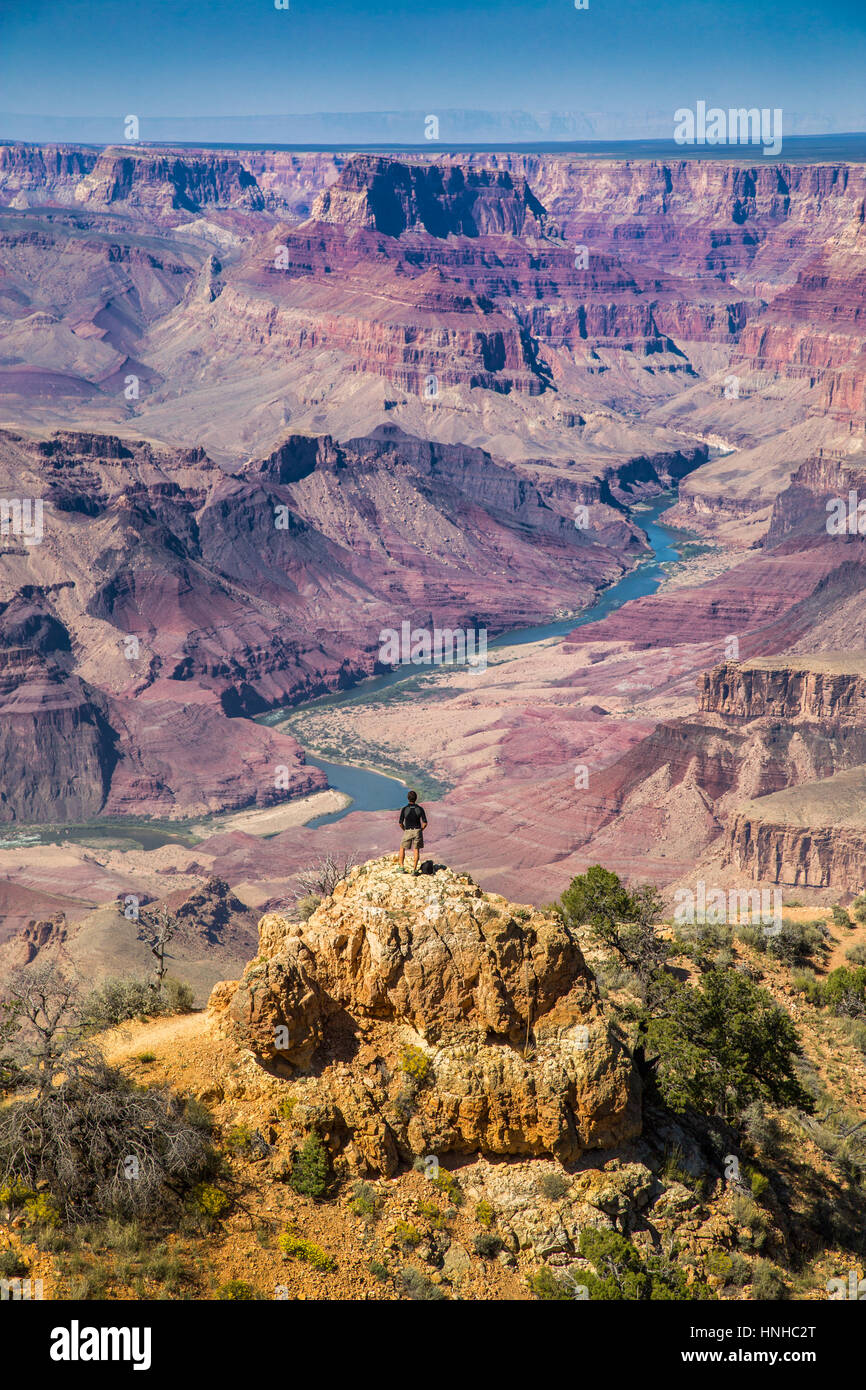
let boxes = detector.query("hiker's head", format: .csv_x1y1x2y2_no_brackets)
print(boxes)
407,789,418,803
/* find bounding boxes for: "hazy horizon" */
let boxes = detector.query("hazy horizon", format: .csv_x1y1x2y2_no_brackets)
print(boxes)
3,0,865,145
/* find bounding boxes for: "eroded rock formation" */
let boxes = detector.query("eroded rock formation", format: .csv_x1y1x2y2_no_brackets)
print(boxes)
212,857,640,1173
700,656,866,722
723,764,866,891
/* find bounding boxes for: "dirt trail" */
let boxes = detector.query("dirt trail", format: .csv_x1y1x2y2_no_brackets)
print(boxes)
100,1011,214,1068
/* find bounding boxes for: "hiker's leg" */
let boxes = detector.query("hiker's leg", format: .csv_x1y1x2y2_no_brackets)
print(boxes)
398,844,405,867
413,846,420,871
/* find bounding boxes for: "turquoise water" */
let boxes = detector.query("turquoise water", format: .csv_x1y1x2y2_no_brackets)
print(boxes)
486,491,691,648
303,754,408,830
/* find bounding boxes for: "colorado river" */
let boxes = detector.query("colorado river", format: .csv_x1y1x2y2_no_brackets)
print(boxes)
263,489,703,827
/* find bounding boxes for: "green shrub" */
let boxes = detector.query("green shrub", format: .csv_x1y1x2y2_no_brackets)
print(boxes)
80,975,193,1031
538,1171,570,1201
415,1199,447,1230
473,1232,503,1258
676,920,733,955
296,895,322,921
851,895,866,925
790,970,824,1005
660,1144,693,1187
528,1265,572,1300
399,1046,431,1083
832,905,853,930
474,1200,495,1229
391,1220,422,1250
766,920,827,965
216,1280,259,1300
750,1259,788,1300
824,966,866,1017
845,944,866,966
162,977,195,1015
81,977,164,1030
730,1192,768,1251
646,968,812,1121
349,1181,381,1219
0,1179,35,1207
225,1123,254,1153
135,1052,156,1064
705,1250,750,1286
140,1250,189,1293
578,1227,714,1300
794,965,866,1015
736,925,764,951
838,1018,866,1053
399,1266,447,1300
275,1097,297,1122
431,1169,463,1206
0,1249,28,1276
557,865,668,1003
746,1166,770,1200
182,1096,214,1132
278,1232,335,1271
101,1219,144,1254
68,1263,111,1300
290,1133,330,1199
191,1184,231,1220
741,1101,786,1158
23,1193,61,1229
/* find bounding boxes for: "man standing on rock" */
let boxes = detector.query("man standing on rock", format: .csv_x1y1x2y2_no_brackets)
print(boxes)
397,789,427,874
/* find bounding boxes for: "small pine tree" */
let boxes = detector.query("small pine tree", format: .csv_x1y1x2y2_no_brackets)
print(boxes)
290,1133,330,1198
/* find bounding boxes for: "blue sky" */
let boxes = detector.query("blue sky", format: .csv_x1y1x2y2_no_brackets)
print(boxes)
2,0,864,133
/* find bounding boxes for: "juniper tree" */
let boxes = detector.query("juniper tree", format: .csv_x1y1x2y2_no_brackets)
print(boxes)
558,865,670,1006
290,1132,330,1198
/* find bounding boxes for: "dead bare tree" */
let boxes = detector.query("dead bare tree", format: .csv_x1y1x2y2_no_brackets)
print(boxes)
139,907,178,991
1,960,89,1095
294,851,358,904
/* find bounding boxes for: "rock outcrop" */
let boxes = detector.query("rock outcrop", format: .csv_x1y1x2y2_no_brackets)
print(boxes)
71,147,265,215
700,656,866,722
724,765,866,890
163,876,258,949
213,857,640,1174
0,911,68,968
311,156,556,239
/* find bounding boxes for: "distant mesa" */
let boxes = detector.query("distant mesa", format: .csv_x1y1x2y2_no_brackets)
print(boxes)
310,154,557,239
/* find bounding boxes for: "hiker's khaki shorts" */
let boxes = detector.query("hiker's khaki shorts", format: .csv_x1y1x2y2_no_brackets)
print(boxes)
401,828,424,850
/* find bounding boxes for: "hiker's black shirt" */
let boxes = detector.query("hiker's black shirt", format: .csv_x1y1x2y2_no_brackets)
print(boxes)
400,803,427,830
